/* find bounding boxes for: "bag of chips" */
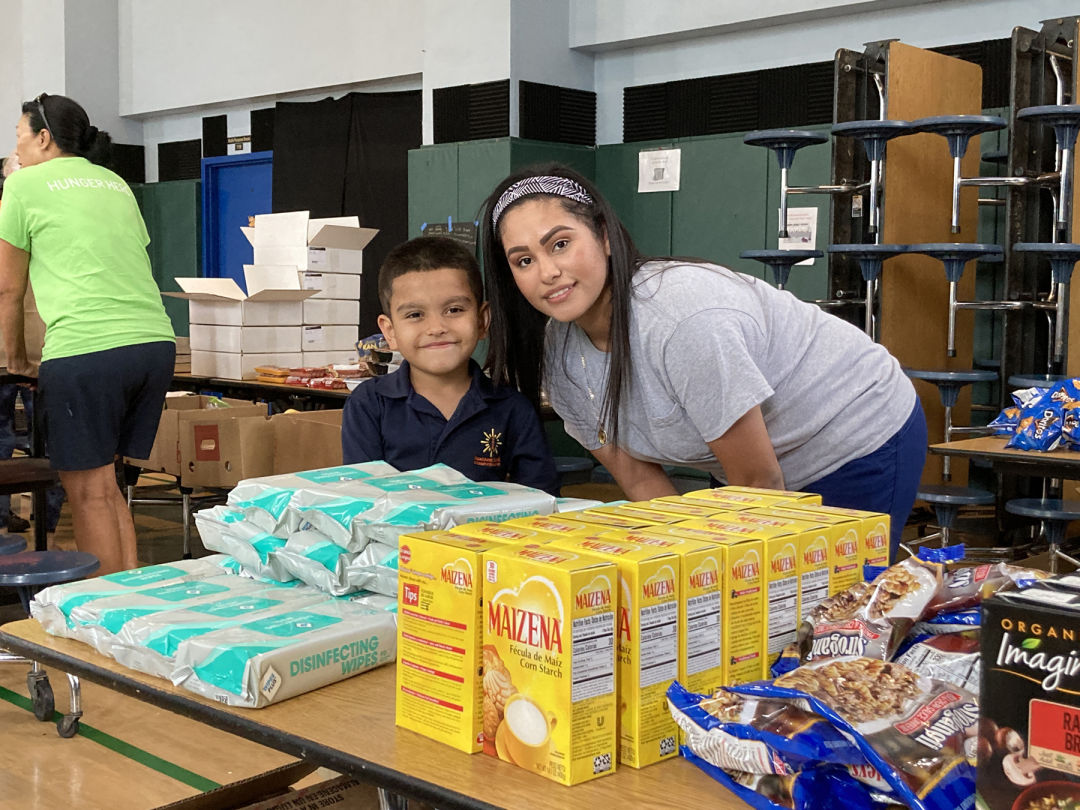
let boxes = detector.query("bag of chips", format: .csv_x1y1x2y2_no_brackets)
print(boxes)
797,556,943,664
731,658,977,810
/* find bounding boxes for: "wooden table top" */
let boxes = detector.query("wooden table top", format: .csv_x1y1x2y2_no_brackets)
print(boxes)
930,436,1080,472
0,619,748,810
173,373,351,400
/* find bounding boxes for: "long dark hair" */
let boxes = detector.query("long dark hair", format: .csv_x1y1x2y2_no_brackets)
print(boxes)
23,94,112,166
480,163,644,447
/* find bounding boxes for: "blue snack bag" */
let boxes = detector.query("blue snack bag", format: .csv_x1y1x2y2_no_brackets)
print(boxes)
731,658,977,810
666,680,865,773
987,406,1020,436
676,754,882,810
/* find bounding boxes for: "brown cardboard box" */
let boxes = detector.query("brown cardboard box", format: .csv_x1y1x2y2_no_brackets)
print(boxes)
130,395,265,479
270,409,343,474
179,412,273,488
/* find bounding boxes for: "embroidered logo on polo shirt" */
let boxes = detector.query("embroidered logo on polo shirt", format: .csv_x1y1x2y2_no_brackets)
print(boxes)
475,428,503,468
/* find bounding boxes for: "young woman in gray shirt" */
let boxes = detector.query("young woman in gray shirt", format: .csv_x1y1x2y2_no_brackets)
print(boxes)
480,164,925,558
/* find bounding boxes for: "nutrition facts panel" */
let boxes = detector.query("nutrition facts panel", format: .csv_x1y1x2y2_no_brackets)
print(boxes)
571,612,616,702
639,601,678,687
800,568,829,617
768,575,799,654
685,592,721,675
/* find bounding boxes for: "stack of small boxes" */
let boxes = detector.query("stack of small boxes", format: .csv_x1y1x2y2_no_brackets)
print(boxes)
168,212,377,380
394,486,891,786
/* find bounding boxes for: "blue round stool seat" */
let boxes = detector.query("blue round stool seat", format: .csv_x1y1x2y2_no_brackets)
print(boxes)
908,243,1004,282
918,485,996,507
0,550,100,614
1013,242,1080,286
740,250,824,288
912,115,1008,158
832,120,914,161
743,129,829,169
904,369,999,408
828,244,910,282
0,535,27,556
1006,498,1080,553
919,485,995,547
1005,498,1080,522
1007,373,1068,390
1016,105,1080,150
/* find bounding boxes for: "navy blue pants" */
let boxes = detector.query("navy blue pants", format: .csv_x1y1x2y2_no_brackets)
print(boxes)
801,400,928,561
0,384,65,531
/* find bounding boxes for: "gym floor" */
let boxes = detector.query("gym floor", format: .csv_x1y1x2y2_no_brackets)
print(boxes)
0,476,342,810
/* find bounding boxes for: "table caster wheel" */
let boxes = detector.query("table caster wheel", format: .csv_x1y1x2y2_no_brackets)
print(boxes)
57,715,80,738
29,675,54,722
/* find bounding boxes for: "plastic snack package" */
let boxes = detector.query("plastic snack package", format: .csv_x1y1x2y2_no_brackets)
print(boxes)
1005,379,1080,451
113,583,328,678
731,657,977,810
675,756,886,810
893,631,980,699
987,406,1020,436
923,562,1047,618
31,557,231,637
171,598,397,707
666,680,865,774
797,556,943,664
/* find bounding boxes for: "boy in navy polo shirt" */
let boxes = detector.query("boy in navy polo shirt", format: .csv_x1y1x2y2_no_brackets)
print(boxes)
342,236,559,495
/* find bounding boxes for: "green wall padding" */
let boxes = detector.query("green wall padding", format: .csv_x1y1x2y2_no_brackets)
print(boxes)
134,179,201,337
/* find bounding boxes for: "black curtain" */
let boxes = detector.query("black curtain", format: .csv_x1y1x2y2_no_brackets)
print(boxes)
272,91,421,335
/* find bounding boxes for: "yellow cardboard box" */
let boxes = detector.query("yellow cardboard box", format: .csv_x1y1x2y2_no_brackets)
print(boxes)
544,536,681,768
448,521,555,544
793,505,890,569
601,530,724,698
482,544,618,785
396,531,504,753
717,486,823,505
502,514,599,537
748,506,862,596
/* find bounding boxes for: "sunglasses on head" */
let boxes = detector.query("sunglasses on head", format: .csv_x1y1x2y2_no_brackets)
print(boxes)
34,93,53,136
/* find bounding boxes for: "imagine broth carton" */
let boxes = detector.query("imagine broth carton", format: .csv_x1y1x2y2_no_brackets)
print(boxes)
606,531,724,698
545,535,681,768
978,585,1080,809
395,531,508,753
482,545,618,785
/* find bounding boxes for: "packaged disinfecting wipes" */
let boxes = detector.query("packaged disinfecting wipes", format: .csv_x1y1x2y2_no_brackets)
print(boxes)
286,491,381,551
31,557,230,637
113,583,328,678
343,541,399,597
172,599,397,707
194,506,294,582
273,531,356,595
66,575,272,661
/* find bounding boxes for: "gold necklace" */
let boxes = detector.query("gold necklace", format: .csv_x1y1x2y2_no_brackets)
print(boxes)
578,349,608,446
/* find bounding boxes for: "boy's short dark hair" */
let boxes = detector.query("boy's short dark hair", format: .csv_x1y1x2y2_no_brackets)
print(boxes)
378,236,484,314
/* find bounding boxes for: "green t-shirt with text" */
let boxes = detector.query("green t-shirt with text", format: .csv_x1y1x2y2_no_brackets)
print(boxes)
0,157,174,361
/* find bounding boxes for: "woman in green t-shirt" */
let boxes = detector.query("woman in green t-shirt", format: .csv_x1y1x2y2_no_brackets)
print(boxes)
0,93,175,575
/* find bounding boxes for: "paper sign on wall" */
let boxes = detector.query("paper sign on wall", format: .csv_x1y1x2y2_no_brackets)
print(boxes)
778,208,818,265
638,148,681,193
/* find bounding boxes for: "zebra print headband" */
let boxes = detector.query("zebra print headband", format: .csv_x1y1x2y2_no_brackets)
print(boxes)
491,176,594,227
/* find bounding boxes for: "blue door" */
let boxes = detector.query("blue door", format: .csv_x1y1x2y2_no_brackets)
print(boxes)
201,152,273,288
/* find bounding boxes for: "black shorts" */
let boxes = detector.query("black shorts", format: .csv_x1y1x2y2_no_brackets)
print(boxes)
38,341,175,471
